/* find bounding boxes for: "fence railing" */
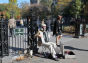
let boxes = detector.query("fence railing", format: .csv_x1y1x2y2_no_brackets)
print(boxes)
0,19,8,57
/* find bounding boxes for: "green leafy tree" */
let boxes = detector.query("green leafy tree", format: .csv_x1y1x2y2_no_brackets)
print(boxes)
70,0,82,18
51,5,60,17
0,0,20,19
8,0,20,19
0,4,10,19
63,0,82,18
9,0,17,5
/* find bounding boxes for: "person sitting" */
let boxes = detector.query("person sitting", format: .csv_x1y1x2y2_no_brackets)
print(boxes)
41,24,50,42
35,24,59,61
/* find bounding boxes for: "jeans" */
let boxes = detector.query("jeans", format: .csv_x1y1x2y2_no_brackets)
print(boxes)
10,28,14,36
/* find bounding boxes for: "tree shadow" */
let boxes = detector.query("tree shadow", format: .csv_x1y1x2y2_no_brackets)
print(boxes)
9,47,24,51
65,46,88,51
63,35,73,38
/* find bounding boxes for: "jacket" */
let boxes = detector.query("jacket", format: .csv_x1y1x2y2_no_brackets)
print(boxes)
53,20,62,35
8,18,16,28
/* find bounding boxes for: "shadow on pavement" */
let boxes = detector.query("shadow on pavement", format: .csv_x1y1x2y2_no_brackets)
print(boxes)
9,47,24,51
62,35,73,38
65,46,88,51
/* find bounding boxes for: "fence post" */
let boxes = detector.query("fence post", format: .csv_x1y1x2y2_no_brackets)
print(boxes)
0,17,9,57
27,16,38,54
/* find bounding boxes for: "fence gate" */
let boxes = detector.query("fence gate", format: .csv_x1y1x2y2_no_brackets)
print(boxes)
8,23,28,54
0,19,8,57
0,19,28,57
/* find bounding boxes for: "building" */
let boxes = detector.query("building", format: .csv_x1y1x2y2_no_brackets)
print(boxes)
52,0,72,9
30,0,40,4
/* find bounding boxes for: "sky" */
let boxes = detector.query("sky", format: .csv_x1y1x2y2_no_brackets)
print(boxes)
0,0,30,4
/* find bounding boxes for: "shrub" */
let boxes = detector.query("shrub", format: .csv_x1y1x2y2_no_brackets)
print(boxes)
63,26,75,33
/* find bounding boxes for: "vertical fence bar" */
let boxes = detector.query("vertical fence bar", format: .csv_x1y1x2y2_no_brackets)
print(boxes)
8,27,10,53
23,34,24,51
15,35,16,53
6,20,9,56
26,27,27,49
18,34,20,51
25,27,26,49
20,34,21,51
12,35,13,53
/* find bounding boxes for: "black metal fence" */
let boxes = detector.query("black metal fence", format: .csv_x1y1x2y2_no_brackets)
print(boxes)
0,19,8,57
0,19,28,57
8,27,28,54
8,20,28,55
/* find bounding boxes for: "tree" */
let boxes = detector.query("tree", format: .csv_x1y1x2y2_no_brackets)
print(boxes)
0,4,10,19
69,0,82,18
82,0,88,19
28,4,50,20
40,0,53,11
9,0,17,5
8,0,20,19
0,4,7,11
0,0,20,19
51,5,59,17
69,0,83,38
57,0,72,15
19,1,30,18
63,0,82,18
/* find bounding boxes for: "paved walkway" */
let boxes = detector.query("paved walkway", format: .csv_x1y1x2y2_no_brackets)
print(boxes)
1,33,88,63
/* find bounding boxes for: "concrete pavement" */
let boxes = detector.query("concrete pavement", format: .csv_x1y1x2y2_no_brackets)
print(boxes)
1,33,88,63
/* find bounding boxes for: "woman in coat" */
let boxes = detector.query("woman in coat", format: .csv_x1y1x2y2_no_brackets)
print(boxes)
53,15,62,45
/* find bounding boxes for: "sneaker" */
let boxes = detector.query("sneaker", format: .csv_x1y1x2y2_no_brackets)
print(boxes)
53,58,59,61
57,45,60,47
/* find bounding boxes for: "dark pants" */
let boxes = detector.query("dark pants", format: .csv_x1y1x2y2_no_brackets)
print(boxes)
10,28,14,36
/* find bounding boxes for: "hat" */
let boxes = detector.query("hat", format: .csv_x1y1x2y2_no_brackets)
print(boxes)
42,24,46,27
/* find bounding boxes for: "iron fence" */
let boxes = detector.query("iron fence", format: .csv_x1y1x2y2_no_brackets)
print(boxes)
0,19,28,57
0,19,8,57
8,27,28,54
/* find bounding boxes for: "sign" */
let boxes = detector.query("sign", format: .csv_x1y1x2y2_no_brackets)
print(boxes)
14,28,24,35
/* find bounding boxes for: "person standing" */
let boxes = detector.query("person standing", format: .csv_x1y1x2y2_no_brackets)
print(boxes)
20,19,24,27
8,17,16,36
53,15,62,45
